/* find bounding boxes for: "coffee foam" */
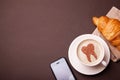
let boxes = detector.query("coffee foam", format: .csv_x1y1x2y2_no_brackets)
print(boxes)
77,39,103,66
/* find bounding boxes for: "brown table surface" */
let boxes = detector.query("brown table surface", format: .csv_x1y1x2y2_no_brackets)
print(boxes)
0,0,120,80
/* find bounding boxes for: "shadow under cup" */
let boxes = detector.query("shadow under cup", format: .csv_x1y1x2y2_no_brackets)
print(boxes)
77,39,105,67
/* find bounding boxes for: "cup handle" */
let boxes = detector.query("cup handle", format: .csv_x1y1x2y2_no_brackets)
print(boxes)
101,60,107,66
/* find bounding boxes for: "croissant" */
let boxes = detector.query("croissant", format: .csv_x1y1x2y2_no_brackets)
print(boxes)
93,16,120,50
111,35,120,46
93,16,120,41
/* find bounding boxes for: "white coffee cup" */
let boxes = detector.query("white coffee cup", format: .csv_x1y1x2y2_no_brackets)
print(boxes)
76,34,107,67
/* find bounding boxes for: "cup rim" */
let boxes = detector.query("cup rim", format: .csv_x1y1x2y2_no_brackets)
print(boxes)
76,34,105,67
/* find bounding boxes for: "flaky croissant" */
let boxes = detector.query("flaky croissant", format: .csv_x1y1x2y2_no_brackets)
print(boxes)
93,16,120,50
111,35,120,46
93,16,120,41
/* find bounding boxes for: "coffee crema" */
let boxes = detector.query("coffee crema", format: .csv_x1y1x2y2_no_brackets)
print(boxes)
77,39,103,65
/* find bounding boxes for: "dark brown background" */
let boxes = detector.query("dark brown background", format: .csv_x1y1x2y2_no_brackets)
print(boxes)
0,0,120,80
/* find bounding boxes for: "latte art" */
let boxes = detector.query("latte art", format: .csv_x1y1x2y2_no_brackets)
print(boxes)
81,43,97,62
77,39,103,65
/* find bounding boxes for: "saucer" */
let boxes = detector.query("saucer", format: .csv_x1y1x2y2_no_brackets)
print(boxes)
68,34,110,75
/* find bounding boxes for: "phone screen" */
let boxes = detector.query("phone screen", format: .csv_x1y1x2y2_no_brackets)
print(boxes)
50,58,76,80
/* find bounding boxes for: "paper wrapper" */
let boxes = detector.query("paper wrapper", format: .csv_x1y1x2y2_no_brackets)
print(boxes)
93,6,120,62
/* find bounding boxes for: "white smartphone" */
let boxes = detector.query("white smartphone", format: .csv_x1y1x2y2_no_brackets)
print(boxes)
50,57,76,80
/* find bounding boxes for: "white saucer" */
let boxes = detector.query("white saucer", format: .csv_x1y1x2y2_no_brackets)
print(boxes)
68,34,110,75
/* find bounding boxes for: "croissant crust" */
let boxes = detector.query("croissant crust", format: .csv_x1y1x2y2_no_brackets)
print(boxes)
93,16,120,50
